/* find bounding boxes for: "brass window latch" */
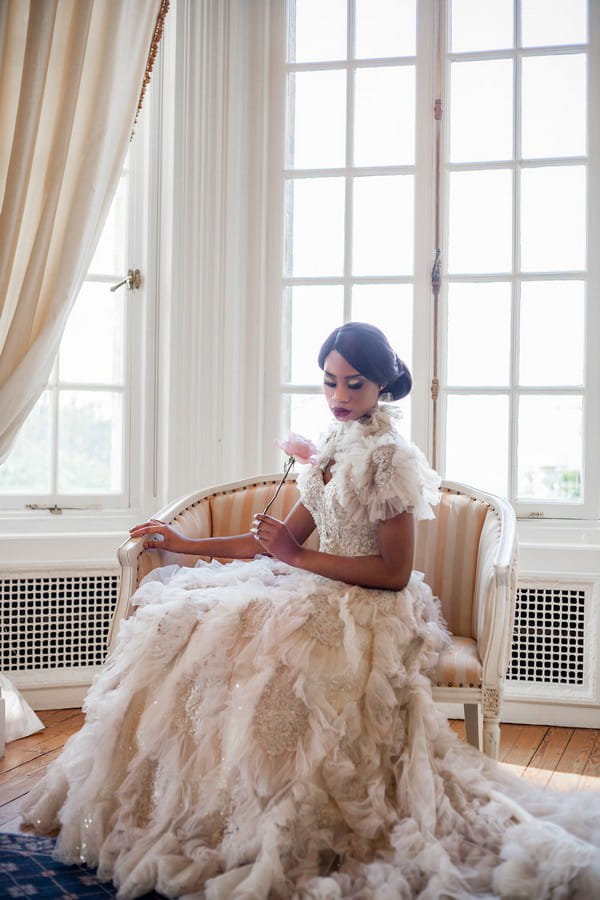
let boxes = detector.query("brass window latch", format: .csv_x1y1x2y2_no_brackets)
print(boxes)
110,268,141,292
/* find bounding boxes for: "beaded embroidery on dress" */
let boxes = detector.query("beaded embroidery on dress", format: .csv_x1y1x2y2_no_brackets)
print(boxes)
22,407,600,899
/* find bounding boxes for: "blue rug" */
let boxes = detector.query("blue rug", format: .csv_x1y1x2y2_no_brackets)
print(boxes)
0,832,165,898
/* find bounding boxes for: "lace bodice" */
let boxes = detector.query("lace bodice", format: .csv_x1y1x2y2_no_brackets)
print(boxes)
301,472,380,555
298,405,440,555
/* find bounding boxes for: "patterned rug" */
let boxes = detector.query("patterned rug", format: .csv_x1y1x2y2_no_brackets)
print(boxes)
0,832,165,898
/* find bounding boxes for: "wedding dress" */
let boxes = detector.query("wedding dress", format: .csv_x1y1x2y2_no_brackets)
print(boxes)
22,408,600,899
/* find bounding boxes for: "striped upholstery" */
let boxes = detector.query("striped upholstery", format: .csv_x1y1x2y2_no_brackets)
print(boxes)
434,636,482,688
136,497,213,584
414,491,490,640
210,480,300,537
136,481,316,585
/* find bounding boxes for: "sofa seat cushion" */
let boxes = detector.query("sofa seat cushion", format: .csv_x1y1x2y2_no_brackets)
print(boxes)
434,635,482,688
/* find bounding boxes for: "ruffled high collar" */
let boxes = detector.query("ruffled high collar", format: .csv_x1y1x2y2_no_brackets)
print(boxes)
316,403,402,468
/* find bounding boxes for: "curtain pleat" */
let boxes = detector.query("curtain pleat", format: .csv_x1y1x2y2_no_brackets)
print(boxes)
0,0,164,463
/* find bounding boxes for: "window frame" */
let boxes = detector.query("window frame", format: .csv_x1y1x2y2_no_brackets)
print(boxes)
0,83,158,520
273,0,599,520
438,0,599,519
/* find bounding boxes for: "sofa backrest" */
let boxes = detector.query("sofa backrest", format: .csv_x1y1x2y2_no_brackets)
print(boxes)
414,490,490,639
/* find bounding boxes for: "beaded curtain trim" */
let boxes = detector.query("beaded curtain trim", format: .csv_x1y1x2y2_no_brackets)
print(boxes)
132,0,170,136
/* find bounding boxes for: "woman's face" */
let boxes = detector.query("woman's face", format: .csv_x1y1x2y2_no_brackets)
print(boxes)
322,350,381,422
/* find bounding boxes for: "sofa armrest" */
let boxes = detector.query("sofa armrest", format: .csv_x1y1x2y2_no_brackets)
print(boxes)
472,501,518,684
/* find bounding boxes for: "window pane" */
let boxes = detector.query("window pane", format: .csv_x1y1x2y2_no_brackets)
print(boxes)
286,286,343,384
0,392,51,493
353,175,414,276
518,396,582,500
450,0,513,52
88,173,127,275
522,55,586,159
450,60,513,163
355,0,416,59
287,393,334,445
447,283,511,386
287,177,345,276
59,283,124,385
448,170,512,274
289,0,347,62
521,0,587,48
520,166,586,272
288,70,346,169
354,66,415,167
519,281,584,386
445,395,509,496
58,392,123,493
351,284,413,371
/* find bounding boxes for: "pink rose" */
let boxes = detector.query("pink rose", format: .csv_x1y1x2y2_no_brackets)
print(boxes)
276,433,318,465
262,433,318,515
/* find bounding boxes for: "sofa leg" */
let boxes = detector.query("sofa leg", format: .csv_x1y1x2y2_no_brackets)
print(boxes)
483,717,500,759
464,703,481,751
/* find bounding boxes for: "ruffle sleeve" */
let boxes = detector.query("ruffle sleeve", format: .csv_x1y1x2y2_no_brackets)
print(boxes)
336,434,441,524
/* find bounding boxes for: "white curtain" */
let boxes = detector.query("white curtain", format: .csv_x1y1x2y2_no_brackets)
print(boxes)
0,0,165,463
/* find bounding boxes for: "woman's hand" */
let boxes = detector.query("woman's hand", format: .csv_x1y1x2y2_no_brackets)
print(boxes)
251,514,302,565
129,518,189,553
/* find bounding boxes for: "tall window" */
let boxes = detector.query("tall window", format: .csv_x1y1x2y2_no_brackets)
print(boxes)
0,165,133,510
280,0,417,442
279,0,596,518
442,0,591,517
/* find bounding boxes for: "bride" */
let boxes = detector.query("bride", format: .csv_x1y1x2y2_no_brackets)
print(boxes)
22,322,600,898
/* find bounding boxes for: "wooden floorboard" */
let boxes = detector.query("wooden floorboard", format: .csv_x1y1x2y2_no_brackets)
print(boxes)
0,711,598,833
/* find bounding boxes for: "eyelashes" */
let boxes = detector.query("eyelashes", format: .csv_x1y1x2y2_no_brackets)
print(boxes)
324,380,364,391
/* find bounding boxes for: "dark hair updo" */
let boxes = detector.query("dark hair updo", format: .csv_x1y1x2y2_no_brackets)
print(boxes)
318,321,412,401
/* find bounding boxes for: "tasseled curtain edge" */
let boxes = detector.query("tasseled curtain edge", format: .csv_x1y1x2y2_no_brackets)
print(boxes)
131,0,171,138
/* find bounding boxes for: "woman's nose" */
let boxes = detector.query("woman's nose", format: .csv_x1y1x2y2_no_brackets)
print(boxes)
332,384,349,402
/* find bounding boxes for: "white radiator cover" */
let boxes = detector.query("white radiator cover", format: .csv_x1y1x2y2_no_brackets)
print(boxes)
507,583,587,692
502,575,600,726
1,567,119,709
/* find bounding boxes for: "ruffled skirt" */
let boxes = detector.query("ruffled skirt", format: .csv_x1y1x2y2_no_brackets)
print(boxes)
21,557,600,898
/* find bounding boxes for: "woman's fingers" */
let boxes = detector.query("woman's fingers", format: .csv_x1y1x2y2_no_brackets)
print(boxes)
130,524,162,537
251,514,278,541
129,519,168,545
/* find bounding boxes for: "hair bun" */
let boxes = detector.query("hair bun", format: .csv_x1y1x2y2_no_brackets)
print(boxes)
386,356,412,400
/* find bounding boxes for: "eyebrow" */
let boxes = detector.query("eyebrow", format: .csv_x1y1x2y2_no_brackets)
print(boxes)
324,370,363,381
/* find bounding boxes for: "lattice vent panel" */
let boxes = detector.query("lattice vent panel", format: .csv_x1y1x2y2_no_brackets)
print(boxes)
507,585,585,685
0,573,119,672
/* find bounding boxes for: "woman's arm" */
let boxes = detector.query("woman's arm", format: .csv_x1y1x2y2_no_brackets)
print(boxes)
252,509,415,591
128,500,316,559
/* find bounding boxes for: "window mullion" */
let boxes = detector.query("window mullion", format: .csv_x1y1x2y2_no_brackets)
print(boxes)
509,28,521,506
344,0,355,322
50,381,59,497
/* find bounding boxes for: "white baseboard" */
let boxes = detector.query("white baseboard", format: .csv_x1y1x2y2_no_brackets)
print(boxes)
22,684,88,710
13,669,96,711
438,699,600,729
